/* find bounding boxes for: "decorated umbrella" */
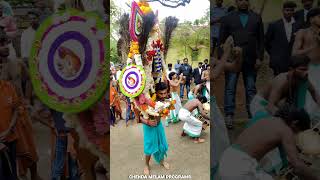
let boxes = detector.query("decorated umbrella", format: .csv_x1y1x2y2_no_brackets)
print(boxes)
118,0,177,121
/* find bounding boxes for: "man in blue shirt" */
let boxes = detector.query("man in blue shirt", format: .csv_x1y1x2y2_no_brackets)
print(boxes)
174,60,181,74
211,0,227,58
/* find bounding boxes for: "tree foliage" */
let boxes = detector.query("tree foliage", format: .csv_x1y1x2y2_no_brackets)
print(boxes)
168,10,209,64
110,0,122,63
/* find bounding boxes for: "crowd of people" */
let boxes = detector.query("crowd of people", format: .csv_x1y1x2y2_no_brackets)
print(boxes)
0,0,108,179
110,57,211,141
111,58,211,174
212,0,320,179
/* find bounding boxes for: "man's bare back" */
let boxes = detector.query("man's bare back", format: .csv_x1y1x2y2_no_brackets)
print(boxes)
235,118,287,160
184,99,201,112
293,28,320,64
183,98,209,119
235,116,320,180
259,72,290,102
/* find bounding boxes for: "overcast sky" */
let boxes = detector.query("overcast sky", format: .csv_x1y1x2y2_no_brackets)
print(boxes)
114,0,209,22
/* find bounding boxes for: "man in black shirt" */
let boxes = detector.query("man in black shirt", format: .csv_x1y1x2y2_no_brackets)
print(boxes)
219,0,264,128
178,58,193,99
193,62,204,85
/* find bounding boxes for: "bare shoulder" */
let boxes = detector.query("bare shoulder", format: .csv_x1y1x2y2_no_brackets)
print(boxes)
295,29,306,36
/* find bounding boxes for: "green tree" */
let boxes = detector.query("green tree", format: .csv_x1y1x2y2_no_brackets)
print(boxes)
110,0,122,64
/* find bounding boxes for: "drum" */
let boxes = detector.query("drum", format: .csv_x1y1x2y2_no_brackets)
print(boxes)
296,122,320,155
203,102,210,112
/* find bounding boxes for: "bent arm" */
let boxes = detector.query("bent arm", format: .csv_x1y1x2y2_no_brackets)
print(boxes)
266,84,283,115
225,47,243,72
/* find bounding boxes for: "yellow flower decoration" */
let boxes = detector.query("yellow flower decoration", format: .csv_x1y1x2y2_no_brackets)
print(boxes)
137,1,152,14
128,41,140,59
151,93,157,101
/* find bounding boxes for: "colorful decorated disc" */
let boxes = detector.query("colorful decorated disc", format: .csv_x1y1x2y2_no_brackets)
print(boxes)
119,65,146,98
129,1,144,42
29,9,108,113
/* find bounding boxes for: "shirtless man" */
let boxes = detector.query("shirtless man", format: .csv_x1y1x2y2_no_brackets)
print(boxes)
168,72,183,93
292,8,320,64
219,105,320,180
292,7,320,124
201,64,210,81
166,72,183,124
250,55,320,116
178,95,209,143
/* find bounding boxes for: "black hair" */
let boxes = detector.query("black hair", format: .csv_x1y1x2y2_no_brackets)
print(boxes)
155,82,168,91
307,8,320,23
275,104,310,131
197,95,207,103
290,55,310,68
168,63,172,67
198,62,203,65
168,72,176,80
204,59,208,62
283,1,297,9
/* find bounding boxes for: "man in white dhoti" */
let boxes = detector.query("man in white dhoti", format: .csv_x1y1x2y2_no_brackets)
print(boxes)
178,95,209,143
219,105,319,180
166,72,183,126
292,8,320,126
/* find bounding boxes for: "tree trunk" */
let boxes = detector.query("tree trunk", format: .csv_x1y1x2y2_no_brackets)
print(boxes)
184,45,187,57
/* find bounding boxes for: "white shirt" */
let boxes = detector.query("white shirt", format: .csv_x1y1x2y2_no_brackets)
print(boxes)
20,27,36,58
283,18,295,42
